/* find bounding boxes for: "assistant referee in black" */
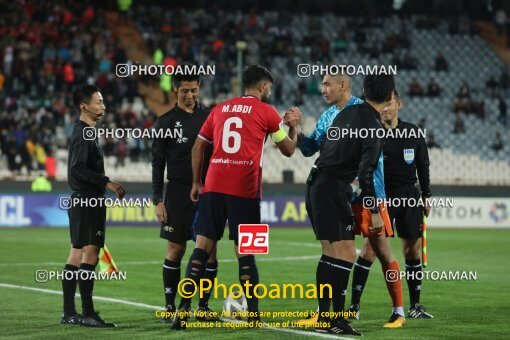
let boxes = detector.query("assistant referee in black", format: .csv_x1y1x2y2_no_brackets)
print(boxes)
380,89,433,318
61,84,125,327
151,72,218,321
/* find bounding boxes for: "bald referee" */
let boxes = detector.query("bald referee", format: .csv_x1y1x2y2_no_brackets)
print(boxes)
61,84,125,327
348,90,433,319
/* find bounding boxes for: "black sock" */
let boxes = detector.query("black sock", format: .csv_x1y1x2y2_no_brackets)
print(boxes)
199,261,218,307
330,258,354,314
351,257,373,306
405,259,422,307
316,255,335,318
238,256,259,313
179,248,209,308
62,264,79,315
163,259,181,309
78,263,96,316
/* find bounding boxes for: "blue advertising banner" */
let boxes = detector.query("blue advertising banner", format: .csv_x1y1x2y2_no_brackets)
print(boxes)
2,194,509,228
0,194,311,227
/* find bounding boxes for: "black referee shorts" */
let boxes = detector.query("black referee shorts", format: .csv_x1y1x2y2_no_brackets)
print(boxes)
306,174,355,242
388,186,423,240
194,192,260,243
68,192,106,249
160,181,195,244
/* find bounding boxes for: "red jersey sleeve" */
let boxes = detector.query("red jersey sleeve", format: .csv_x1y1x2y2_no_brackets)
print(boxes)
266,105,283,134
198,107,214,143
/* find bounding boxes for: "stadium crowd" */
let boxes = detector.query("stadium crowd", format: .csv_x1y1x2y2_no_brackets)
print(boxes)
0,1,153,177
0,1,508,179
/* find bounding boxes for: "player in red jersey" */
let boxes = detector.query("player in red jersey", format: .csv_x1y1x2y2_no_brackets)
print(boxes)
170,65,299,330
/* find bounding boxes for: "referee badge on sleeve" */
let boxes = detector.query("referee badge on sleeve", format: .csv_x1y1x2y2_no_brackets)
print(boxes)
403,149,415,164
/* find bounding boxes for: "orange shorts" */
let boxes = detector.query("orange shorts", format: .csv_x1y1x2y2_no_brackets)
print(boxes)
352,202,393,237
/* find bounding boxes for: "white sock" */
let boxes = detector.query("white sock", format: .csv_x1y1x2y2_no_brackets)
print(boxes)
393,307,405,317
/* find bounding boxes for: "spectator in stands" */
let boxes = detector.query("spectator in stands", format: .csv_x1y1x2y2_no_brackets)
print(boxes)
435,53,448,71
458,82,471,99
45,149,56,180
427,78,441,97
118,0,133,24
274,77,283,105
392,53,402,69
499,69,510,97
486,75,499,97
454,82,472,114
418,118,426,129
498,96,507,126
427,132,441,149
0,67,4,93
306,78,321,95
334,32,348,53
116,138,127,168
319,35,331,62
453,113,465,134
294,88,304,106
408,78,424,97
495,8,507,36
402,51,418,70
491,132,504,151
382,33,398,53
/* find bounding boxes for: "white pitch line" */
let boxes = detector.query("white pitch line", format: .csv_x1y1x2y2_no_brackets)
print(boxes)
0,255,319,267
0,249,360,267
0,283,350,339
0,262,63,267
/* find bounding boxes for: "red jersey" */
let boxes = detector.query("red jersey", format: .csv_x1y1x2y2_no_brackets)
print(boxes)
198,96,282,199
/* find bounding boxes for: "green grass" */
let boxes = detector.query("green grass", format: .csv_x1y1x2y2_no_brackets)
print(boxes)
0,227,509,339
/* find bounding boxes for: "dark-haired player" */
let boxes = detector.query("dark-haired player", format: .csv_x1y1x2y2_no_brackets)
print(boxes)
348,90,433,319
293,73,405,330
170,65,299,330
61,84,125,327
152,71,218,321
305,75,399,335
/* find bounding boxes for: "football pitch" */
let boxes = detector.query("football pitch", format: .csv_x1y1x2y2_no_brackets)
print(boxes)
1,227,509,339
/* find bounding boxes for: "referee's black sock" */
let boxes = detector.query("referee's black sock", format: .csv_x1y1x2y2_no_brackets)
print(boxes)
330,258,354,314
238,256,259,313
78,263,96,317
163,259,181,310
405,259,422,307
62,264,79,315
316,255,334,318
179,248,209,308
351,257,373,306
199,261,218,308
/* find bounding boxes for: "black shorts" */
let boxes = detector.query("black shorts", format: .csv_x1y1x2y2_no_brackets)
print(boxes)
306,173,355,242
388,186,423,240
160,181,195,244
194,192,260,243
68,192,106,249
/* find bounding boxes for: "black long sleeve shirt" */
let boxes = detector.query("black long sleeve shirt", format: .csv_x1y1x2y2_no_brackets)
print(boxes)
67,120,109,195
151,103,211,204
382,119,431,197
316,102,383,198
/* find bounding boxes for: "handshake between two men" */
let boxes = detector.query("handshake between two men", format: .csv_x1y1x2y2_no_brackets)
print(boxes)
283,106,303,128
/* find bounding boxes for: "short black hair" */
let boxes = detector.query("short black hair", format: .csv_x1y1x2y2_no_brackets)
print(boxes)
73,84,99,112
242,65,273,90
172,63,200,89
363,75,395,103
